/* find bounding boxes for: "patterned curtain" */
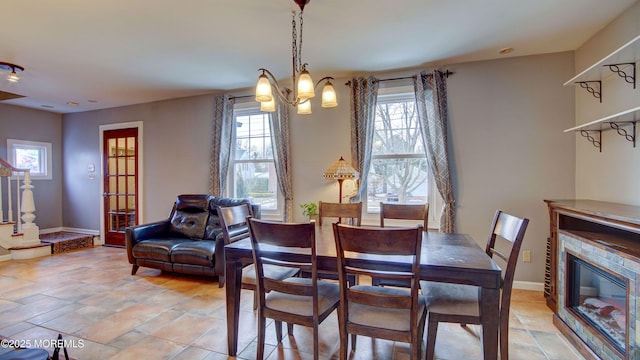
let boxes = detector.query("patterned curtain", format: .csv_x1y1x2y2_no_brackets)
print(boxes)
269,100,294,222
414,70,456,233
350,76,379,202
209,94,235,196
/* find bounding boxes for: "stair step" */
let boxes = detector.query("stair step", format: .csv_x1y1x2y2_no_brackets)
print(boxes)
8,243,51,260
40,231,94,254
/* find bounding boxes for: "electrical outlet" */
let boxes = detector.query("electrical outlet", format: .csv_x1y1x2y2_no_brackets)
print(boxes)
522,250,531,262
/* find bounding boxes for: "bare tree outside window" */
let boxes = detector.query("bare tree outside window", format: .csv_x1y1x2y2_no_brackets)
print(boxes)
367,95,429,212
231,111,279,211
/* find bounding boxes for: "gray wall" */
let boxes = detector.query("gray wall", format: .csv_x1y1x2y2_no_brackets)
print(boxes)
62,94,217,230
0,104,63,229
573,1,640,204
447,52,575,283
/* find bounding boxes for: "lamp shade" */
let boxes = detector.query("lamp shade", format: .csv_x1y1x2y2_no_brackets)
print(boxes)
323,156,359,180
297,69,315,100
260,97,276,112
321,80,337,108
297,99,312,114
255,73,273,102
7,71,19,83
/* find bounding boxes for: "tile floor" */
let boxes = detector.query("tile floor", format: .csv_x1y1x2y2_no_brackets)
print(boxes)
0,246,585,359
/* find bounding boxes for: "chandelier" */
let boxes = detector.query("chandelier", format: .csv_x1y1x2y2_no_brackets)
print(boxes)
255,0,337,114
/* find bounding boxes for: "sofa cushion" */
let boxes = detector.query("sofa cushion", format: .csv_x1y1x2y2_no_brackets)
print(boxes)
170,195,211,239
132,239,186,262
171,211,208,239
171,240,217,267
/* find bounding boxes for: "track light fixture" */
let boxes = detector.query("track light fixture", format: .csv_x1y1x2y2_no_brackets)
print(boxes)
0,62,25,83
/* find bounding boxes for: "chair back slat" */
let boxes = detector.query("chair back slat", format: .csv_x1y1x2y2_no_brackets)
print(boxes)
217,204,253,244
380,202,429,229
348,289,413,309
334,224,421,256
264,278,315,297
319,201,362,226
488,248,508,263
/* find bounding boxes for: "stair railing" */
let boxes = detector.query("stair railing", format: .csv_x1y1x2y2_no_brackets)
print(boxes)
0,157,35,234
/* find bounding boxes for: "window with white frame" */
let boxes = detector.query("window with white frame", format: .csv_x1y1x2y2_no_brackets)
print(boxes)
6,139,52,180
365,87,441,227
229,106,282,217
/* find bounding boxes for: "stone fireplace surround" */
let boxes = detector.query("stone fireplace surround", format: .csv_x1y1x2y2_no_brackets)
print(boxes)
557,227,639,359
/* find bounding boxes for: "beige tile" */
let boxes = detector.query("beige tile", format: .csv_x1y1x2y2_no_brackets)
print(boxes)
0,247,587,359
151,313,213,345
109,335,186,359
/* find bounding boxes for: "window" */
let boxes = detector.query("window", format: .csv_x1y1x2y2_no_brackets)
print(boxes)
229,106,281,217
6,139,52,180
366,88,440,226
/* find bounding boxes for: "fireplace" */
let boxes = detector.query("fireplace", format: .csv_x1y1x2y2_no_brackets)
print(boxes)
566,253,627,355
558,228,638,360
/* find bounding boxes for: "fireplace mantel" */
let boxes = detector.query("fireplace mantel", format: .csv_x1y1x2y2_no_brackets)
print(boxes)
544,199,640,360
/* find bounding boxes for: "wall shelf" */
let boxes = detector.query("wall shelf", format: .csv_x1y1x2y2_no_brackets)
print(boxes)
563,106,640,152
563,33,640,86
564,33,640,151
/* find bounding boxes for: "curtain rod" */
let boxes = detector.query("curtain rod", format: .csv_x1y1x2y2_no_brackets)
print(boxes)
345,69,454,86
229,94,253,101
378,69,455,82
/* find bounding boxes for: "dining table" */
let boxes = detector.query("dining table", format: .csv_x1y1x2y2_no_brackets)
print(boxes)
224,224,502,359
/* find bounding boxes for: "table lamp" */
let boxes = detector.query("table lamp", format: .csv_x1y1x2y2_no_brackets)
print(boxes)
323,156,359,203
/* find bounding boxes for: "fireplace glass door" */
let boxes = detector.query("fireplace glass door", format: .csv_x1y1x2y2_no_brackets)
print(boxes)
567,253,627,354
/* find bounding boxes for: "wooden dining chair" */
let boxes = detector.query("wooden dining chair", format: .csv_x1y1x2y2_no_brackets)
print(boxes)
318,201,362,226
333,223,426,360
312,201,361,286
420,210,529,360
380,202,429,229
217,204,299,310
374,202,429,287
248,218,340,360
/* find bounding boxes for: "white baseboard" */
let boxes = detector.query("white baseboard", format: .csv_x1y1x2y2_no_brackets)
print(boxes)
39,227,65,234
513,281,544,291
40,227,99,236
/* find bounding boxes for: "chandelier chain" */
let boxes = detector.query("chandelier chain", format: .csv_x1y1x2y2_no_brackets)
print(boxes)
298,10,304,71
255,1,337,111
291,12,298,75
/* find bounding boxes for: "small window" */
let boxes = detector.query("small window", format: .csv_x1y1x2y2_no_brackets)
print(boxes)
6,139,52,180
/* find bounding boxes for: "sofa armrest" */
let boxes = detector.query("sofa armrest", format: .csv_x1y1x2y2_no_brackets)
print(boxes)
251,204,262,219
125,220,172,264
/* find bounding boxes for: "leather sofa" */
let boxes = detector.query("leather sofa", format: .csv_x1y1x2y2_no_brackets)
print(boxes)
125,194,260,285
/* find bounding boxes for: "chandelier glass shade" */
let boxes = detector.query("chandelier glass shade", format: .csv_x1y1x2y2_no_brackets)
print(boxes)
255,0,337,114
0,62,24,83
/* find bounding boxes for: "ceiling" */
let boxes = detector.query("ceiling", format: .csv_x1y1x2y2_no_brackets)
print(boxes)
0,0,636,114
